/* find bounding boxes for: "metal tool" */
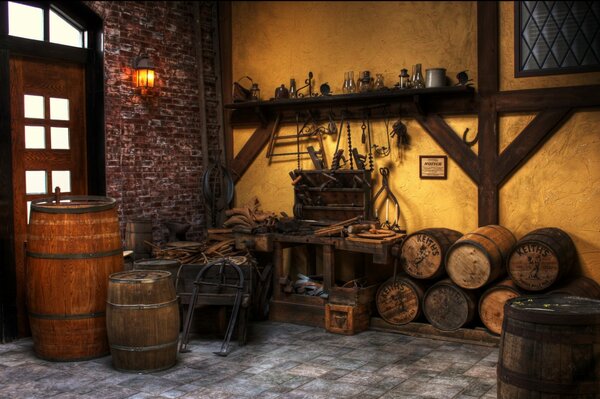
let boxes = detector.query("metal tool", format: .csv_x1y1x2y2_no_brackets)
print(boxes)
179,258,245,356
372,167,405,233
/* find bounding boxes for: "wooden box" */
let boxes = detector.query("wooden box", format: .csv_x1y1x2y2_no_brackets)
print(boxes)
329,284,378,306
293,169,372,222
325,303,370,335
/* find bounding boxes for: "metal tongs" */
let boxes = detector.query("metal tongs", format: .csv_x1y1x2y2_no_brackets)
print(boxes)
372,167,406,233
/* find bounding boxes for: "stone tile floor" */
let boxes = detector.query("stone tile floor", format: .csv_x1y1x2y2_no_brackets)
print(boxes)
0,321,498,398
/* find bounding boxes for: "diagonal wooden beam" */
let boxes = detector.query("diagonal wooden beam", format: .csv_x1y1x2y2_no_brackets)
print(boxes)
230,118,279,183
415,114,480,184
495,85,600,113
495,108,573,187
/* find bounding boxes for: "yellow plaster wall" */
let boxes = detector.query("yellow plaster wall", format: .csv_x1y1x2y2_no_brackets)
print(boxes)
233,1,600,282
498,2,600,281
233,1,479,235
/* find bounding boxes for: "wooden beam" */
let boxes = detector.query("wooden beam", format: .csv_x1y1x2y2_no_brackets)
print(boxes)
477,2,499,96
495,108,573,186
495,85,600,113
478,97,499,226
230,118,278,183
415,114,479,184
217,2,233,166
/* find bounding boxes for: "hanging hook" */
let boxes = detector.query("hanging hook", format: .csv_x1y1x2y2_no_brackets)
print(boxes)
462,128,479,147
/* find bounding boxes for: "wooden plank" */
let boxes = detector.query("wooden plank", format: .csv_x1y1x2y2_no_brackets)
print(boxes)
322,244,334,292
217,1,233,165
477,1,499,95
369,318,500,347
495,85,600,112
495,108,573,186
415,114,480,184
230,118,277,183
478,97,499,226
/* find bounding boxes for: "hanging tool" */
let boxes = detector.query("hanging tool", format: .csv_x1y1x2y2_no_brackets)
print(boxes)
179,258,245,356
347,121,354,170
351,148,366,170
372,167,405,233
390,119,410,161
372,108,392,158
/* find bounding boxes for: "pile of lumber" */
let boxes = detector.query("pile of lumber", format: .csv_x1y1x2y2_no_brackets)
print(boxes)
148,239,240,264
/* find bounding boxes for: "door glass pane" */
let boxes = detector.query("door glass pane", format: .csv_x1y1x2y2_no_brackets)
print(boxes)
25,170,47,194
25,126,45,149
50,98,69,120
50,9,83,48
24,95,45,119
8,2,44,41
27,201,32,224
50,127,70,149
51,170,71,193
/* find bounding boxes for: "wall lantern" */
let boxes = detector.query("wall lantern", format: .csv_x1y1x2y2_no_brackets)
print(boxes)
133,55,155,90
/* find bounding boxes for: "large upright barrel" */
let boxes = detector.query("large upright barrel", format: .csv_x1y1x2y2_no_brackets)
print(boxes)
26,196,123,361
445,225,516,289
498,296,600,398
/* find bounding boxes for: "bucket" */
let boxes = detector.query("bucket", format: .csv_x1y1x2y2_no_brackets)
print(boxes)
400,228,463,279
26,196,123,361
498,295,600,398
422,278,477,331
376,275,428,325
133,258,181,291
478,278,522,335
125,219,153,259
507,227,576,291
446,225,516,289
106,270,179,372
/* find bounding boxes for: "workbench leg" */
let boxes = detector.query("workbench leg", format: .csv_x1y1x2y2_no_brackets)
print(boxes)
322,244,335,292
273,242,284,300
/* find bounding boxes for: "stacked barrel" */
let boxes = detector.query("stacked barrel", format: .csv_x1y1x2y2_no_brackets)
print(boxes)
376,225,600,335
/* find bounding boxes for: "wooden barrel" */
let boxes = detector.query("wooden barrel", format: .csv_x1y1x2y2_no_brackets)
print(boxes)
125,219,153,260
550,276,600,299
422,279,477,331
507,227,576,291
376,275,428,325
26,196,123,361
106,270,179,372
478,278,522,335
133,258,181,291
445,225,516,289
498,295,600,398
400,228,463,279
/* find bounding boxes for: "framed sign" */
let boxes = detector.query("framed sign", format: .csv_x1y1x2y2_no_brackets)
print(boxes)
419,156,447,179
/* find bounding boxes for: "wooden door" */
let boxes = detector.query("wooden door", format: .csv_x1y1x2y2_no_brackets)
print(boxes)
10,56,87,335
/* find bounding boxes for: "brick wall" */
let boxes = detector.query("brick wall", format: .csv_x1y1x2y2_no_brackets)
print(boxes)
86,1,222,243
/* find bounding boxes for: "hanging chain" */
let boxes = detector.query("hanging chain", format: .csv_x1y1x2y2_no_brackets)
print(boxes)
296,112,301,170
347,121,354,170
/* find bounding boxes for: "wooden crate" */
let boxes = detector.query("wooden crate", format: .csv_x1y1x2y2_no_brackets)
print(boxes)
329,284,378,306
325,303,370,335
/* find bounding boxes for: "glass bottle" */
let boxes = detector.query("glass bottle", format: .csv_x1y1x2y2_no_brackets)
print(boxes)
411,64,425,89
374,73,385,90
289,78,297,98
346,71,356,93
342,72,349,94
250,83,261,100
399,68,410,89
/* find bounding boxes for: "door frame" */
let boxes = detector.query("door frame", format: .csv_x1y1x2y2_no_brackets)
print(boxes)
0,1,104,341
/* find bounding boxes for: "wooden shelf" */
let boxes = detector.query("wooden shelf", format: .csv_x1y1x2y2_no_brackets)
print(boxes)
226,86,477,126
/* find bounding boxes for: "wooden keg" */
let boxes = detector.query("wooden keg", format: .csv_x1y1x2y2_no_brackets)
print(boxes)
550,276,600,299
507,227,576,291
400,228,463,279
125,219,153,260
106,270,179,372
445,225,516,289
133,258,181,291
498,295,600,398
422,279,477,331
376,275,428,325
478,279,522,335
26,196,123,361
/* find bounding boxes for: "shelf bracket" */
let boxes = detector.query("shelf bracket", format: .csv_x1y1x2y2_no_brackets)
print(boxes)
412,94,425,115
